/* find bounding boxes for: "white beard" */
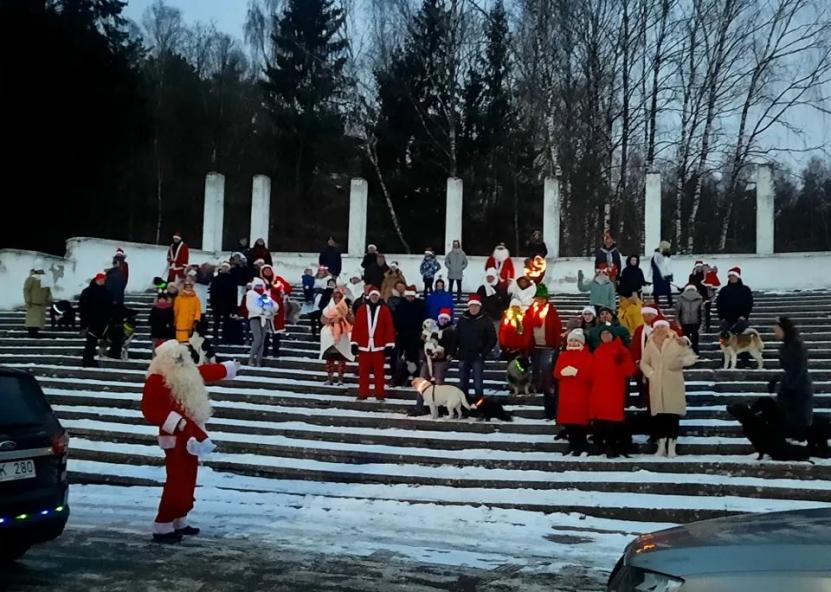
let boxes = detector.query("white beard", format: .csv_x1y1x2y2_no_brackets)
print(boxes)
149,347,212,424
493,247,509,263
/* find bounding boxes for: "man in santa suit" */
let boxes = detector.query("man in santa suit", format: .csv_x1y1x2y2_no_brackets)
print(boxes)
629,306,681,411
141,339,239,543
167,232,190,284
351,286,396,400
485,243,516,282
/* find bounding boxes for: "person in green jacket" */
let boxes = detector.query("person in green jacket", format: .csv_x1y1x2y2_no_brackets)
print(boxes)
577,266,617,313
586,306,630,351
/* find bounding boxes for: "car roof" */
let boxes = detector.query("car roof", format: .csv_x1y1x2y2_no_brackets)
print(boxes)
0,366,35,379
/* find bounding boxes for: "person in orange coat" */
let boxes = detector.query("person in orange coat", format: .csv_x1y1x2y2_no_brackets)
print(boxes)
591,327,636,458
554,329,594,455
351,286,396,400
173,278,202,342
499,299,532,358
166,232,189,283
141,340,239,543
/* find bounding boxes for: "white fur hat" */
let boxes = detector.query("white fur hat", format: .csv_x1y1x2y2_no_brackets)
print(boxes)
581,306,596,316
653,319,670,329
641,306,658,316
567,329,586,343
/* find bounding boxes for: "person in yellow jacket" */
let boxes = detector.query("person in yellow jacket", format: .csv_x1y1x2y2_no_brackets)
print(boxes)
174,278,202,342
618,293,644,335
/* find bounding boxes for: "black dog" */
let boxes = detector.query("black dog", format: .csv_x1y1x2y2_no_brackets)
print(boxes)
727,399,812,461
470,397,513,422
50,301,76,330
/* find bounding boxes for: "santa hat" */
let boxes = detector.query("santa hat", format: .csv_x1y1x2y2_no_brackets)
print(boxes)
404,285,417,297
485,267,498,278
367,244,377,251
251,277,267,289
424,249,434,255
595,264,609,274
467,295,482,307
581,306,596,316
653,320,670,329
693,260,704,267
220,261,231,269
641,306,658,316
684,284,698,291
114,248,126,258
367,285,381,297
154,339,178,352
94,272,106,282
534,284,549,299
319,265,329,272
173,231,183,240
509,298,522,308
438,308,452,321
567,329,586,343
728,266,742,279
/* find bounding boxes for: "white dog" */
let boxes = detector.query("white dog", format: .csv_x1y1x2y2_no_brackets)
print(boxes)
411,377,470,419
421,319,444,378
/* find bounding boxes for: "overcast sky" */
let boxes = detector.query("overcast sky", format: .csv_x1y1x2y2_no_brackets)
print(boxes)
123,0,249,38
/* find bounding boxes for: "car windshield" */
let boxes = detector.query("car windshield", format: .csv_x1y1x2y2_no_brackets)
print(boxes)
0,375,51,428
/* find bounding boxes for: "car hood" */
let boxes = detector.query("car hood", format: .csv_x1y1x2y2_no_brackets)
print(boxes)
627,508,831,577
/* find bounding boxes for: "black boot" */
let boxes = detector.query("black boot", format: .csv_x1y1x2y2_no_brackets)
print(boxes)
175,525,200,536
152,531,183,544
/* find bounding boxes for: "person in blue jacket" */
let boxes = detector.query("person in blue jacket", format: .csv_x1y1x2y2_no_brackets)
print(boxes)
426,278,454,321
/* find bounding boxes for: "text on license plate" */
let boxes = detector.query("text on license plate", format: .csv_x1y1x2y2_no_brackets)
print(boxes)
0,459,36,482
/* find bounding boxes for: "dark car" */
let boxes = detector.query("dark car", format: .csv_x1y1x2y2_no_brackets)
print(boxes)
0,368,69,562
607,507,831,591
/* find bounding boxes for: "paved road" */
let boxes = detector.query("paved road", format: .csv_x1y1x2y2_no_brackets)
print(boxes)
2,527,607,592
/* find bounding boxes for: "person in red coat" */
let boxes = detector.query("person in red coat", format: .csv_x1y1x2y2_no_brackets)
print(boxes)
260,265,291,358
554,329,594,455
141,339,239,543
351,286,396,400
485,243,516,282
591,327,636,458
167,232,190,284
499,299,532,358
630,305,682,411
524,284,562,416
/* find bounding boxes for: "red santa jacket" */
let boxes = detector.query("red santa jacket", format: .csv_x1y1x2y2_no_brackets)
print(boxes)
485,256,516,282
524,301,563,349
271,276,291,333
554,347,594,426
630,312,683,364
167,242,190,282
499,309,532,353
141,361,235,450
589,338,636,422
351,302,396,352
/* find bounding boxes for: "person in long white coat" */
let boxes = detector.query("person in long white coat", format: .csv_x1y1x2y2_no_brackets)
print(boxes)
319,289,355,385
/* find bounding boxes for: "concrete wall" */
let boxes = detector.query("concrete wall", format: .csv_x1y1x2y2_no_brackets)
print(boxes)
1,237,830,309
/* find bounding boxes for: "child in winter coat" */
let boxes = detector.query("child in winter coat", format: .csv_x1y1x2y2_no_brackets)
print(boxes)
589,328,636,458
149,292,176,349
302,268,315,304
173,279,202,343
577,266,617,313
675,284,704,354
426,279,454,321
554,329,594,455
419,249,441,295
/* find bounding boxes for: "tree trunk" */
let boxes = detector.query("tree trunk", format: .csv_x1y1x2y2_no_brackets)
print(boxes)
365,141,411,253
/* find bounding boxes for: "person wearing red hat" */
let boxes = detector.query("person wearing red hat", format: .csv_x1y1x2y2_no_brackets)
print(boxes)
78,272,114,367
417,308,456,387
167,232,190,284
455,295,497,403
351,286,396,400
141,339,240,542
716,266,753,335
485,243,516,282
630,305,682,412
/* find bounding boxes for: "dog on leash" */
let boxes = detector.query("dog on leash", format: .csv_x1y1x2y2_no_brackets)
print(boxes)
470,397,513,422
720,328,764,369
506,355,532,395
727,399,812,461
411,377,471,419
50,301,76,330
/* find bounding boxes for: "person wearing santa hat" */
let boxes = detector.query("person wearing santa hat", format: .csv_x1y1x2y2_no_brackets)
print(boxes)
351,286,396,399
629,305,682,411
476,268,510,358
716,266,753,335
525,284,562,416
141,339,240,542
485,243,516,282
701,263,721,332
245,277,275,367
456,295,497,403
418,308,456,386
166,232,190,284
392,285,427,385
554,329,595,454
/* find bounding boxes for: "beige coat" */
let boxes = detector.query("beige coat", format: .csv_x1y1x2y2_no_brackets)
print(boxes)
23,274,52,329
640,334,697,416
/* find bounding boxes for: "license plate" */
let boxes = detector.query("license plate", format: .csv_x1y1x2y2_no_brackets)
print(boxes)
0,459,36,483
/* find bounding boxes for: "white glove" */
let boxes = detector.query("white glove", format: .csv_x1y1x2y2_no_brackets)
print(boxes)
560,365,578,377
186,437,217,458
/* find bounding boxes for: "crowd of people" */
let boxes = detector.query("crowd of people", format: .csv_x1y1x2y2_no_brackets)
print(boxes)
21,229,814,461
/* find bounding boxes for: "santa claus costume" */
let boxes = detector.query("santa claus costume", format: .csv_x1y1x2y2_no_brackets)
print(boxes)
141,340,238,543
485,243,516,282
554,329,595,454
166,232,190,284
351,287,396,400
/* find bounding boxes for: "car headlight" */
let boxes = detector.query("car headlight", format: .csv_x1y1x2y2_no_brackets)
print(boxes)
635,571,684,591
607,565,684,592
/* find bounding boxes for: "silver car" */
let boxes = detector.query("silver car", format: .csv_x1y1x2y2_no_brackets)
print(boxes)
607,508,831,591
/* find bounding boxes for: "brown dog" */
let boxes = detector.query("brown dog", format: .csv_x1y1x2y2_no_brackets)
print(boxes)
720,329,764,369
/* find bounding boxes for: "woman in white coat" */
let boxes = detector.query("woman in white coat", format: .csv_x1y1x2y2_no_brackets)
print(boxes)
640,320,698,457
319,289,355,385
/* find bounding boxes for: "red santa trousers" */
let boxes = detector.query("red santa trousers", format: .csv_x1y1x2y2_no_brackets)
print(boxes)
154,434,199,533
358,350,386,399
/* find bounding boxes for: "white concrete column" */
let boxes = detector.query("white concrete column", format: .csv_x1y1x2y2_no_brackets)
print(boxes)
202,172,225,252
250,174,271,246
543,177,561,258
348,178,368,256
756,164,775,255
445,177,463,254
644,172,662,256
